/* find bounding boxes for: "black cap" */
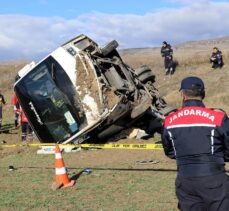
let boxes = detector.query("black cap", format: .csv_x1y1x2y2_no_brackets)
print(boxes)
180,76,205,91
163,41,167,45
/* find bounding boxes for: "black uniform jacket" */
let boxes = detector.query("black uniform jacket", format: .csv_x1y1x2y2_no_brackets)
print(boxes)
161,44,173,58
211,50,222,61
162,99,229,177
0,94,6,106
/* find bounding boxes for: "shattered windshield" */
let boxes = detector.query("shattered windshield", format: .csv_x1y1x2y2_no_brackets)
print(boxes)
17,56,82,142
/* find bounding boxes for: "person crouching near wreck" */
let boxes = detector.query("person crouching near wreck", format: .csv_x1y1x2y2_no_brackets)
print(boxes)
210,47,224,69
162,76,229,210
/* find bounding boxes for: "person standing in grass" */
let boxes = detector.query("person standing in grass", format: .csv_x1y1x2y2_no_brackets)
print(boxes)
0,91,6,128
161,41,174,75
13,75,21,128
162,76,229,210
12,93,20,128
19,106,33,143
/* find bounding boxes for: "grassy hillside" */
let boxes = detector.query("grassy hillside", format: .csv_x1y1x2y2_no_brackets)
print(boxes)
1,37,229,210
0,61,28,120
121,43,229,112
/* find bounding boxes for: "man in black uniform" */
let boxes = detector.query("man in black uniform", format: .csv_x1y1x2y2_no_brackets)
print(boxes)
161,41,173,75
162,76,229,210
210,47,224,69
0,91,6,128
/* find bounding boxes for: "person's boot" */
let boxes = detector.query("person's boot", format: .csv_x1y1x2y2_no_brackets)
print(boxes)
21,134,27,144
170,67,174,75
165,69,169,75
28,133,34,142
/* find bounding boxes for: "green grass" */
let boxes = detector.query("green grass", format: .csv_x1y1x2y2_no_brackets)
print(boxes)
0,149,178,211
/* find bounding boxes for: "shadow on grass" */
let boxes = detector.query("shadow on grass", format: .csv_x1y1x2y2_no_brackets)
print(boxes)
70,170,84,180
0,166,178,172
0,122,17,134
5,164,229,173
80,167,178,172
2,166,229,174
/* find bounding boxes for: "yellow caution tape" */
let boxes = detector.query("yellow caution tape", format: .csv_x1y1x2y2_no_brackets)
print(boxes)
0,143,163,150
79,143,163,150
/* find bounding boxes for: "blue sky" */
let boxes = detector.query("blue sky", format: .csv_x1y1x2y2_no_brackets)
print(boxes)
1,0,227,17
0,0,229,60
0,0,179,18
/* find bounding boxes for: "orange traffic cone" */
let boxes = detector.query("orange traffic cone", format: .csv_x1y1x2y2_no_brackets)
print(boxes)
51,144,75,190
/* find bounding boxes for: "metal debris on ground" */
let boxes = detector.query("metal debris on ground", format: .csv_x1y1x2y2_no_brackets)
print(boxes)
135,160,160,165
36,145,81,154
8,165,16,171
136,129,151,140
83,168,93,175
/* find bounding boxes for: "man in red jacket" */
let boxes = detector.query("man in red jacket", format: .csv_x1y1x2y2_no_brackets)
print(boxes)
19,108,33,143
12,93,20,128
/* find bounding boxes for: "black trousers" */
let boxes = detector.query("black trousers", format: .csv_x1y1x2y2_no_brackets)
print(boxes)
14,112,19,127
164,56,173,69
21,122,33,141
211,59,223,69
176,173,229,211
0,106,2,126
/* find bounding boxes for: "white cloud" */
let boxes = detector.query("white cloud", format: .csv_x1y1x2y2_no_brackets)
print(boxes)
166,0,209,5
0,34,16,48
0,1,229,60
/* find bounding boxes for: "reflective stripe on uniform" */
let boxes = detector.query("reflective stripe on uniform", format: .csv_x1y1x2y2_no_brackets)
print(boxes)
168,131,176,156
167,123,216,129
211,129,215,155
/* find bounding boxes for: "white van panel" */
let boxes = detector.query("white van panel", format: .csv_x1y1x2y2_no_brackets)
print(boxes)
51,47,76,86
18,61,36,78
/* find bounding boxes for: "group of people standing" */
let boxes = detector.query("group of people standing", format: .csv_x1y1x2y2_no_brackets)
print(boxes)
161,41,224,75
0,90,33,143
160,40,227,210
12,93,33,143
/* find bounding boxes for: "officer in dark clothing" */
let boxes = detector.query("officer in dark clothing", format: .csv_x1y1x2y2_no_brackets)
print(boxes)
161,41,173,75
162,76,229,210
210,47,224,69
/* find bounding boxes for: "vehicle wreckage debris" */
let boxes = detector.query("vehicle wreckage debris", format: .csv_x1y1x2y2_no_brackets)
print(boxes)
14,34,176,145
135,160,160,165
83,168,93,175
8,165,16,172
